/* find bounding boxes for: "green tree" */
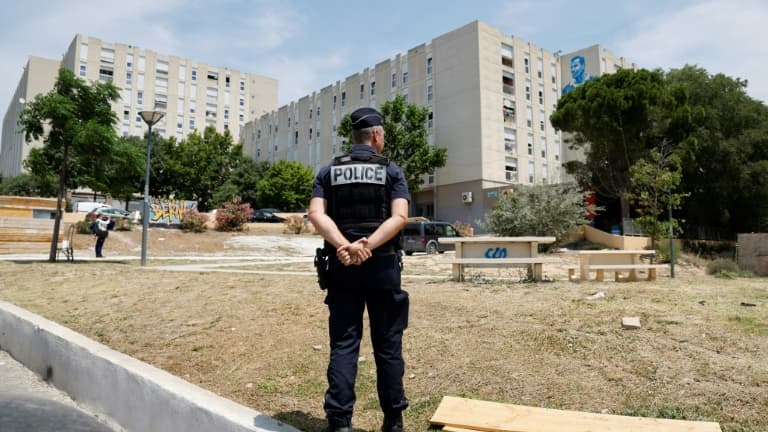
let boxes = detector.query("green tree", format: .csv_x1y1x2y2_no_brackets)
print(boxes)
18,68,120,261
0,173,56,197
256,160,314,211
625,148,688,248
665,65,768,233
337,95,446,194
484,184,591,242
156,126,242,211
101,135,144,209
212,158,271,208
550,68,691,220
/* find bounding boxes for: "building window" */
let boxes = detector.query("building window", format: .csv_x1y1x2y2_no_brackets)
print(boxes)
502,71,514,94
190,84,197,98
360,83,365,100
538,90,543,105
537,58,543,79
427,57,433,74
294,131,299,145
155,77,168,93
391,73,396,88
239,96,245,107
189,118,195,130
540,110,546,132
524,56,530,74
225,76,230,88
191,69,197,81
541,137,547,158
190,101,196,114
428,111,434,129
504,128,516,154
126,54,133,69
125,71,132,87
100,48,115,63
505,157,517,181
370,81,376,96
176,115,183,130
156,60,169,75
155,94,167,109
98,67,114,82
525,84,531,101
527,136,533,155
138,56,145,71
121,89,131,103
427,84,433,102
179,64,186,79
551,64,557,85
501,43,514,67
402,71,408,85
137,91,143,106
526,107,533,128
503,99,515,121
79,43,88,60
206,87,218,100
224,109,229,120
317,106,321,117
341,92,346,107
137,74,145,88
79,63,87,77
528,161,535,183
240,80,245,91
123,109,130,121
177,98,184,114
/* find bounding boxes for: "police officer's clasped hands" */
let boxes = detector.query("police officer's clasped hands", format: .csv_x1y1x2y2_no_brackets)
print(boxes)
337,237,372,265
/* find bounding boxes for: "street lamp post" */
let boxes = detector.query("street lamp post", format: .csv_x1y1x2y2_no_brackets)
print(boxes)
139,111,165,267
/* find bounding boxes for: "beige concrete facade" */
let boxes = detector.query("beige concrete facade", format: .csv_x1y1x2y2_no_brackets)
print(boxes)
2,35,278,177
244,20,631,227
1,57,60,177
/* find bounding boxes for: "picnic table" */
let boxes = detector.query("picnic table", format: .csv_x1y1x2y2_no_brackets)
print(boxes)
566,249,667,282
438,236,558,281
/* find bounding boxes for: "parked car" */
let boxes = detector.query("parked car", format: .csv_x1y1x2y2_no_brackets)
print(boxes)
251,209,285,223
86,205,131,219
400,221,462,255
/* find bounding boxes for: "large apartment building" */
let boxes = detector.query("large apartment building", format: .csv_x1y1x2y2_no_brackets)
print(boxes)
1,34,278,177
242,21,632,226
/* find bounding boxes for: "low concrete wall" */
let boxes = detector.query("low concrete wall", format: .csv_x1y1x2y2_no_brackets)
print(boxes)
583,225,651,250
738,233,768,276
0,301,298,432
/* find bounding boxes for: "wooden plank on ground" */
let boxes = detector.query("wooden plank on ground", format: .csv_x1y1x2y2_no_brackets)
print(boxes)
430,396,721,432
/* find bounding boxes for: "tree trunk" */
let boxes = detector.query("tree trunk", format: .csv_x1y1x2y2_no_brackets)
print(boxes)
48,143,68,262
619,193,630,224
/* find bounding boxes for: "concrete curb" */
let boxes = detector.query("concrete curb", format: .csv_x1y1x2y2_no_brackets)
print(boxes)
0,301,299,432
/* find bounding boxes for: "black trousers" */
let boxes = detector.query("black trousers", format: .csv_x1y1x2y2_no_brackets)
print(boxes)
94,234,107,257
323,254,409,427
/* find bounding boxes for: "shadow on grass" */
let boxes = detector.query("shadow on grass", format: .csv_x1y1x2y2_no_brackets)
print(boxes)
273,410,326,432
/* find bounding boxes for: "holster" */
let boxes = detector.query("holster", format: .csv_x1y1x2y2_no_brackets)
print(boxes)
314,248,330,290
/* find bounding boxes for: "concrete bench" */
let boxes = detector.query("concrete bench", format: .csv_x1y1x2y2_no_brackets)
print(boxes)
447,257,561,281
568,263,668,281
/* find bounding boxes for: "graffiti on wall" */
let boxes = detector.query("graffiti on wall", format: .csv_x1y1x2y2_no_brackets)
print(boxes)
149,198,197,225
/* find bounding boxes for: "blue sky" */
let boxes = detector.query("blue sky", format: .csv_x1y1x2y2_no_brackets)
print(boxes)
1,0,766,129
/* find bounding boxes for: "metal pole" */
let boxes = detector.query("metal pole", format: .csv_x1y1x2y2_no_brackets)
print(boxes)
141,125,152,267
668,193,675,278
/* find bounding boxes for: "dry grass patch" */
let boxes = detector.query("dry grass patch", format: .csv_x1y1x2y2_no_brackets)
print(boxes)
0,255,766,432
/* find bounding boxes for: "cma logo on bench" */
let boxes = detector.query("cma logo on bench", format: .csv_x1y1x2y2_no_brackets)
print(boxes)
484,247,508,259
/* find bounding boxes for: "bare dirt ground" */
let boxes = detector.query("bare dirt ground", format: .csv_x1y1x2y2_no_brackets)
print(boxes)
1,227,766,432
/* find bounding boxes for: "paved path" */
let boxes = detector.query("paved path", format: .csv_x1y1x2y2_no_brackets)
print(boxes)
0,351,117,432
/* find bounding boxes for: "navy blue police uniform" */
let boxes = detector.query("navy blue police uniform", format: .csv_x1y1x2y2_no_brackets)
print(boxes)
312,113,410,429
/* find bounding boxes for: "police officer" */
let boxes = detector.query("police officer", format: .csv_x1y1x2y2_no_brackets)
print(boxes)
308,107,410,432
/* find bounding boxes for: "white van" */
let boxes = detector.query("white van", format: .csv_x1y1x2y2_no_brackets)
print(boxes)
76,201,107,213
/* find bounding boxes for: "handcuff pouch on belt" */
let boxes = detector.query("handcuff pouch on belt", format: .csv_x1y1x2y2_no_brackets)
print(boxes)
314,248,330,290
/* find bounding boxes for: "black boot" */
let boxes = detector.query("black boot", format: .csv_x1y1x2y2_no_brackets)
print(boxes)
382,413,403,432
323,423,352,432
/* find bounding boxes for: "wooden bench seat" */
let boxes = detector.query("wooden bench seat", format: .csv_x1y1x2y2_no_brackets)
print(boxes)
587,263,668,281
446,257,560,281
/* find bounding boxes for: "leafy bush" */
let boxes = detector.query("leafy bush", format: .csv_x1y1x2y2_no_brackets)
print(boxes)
114,218,133,231
484,184,591,242
215,198,251,232
283,215,309,234
683,240,736,259
706,258,740,276
180,209,209,233
75,219,92,234
452,220,474,237
656,241,682,264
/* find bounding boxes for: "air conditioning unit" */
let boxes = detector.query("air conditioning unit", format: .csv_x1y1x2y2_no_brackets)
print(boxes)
461,192,473,203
